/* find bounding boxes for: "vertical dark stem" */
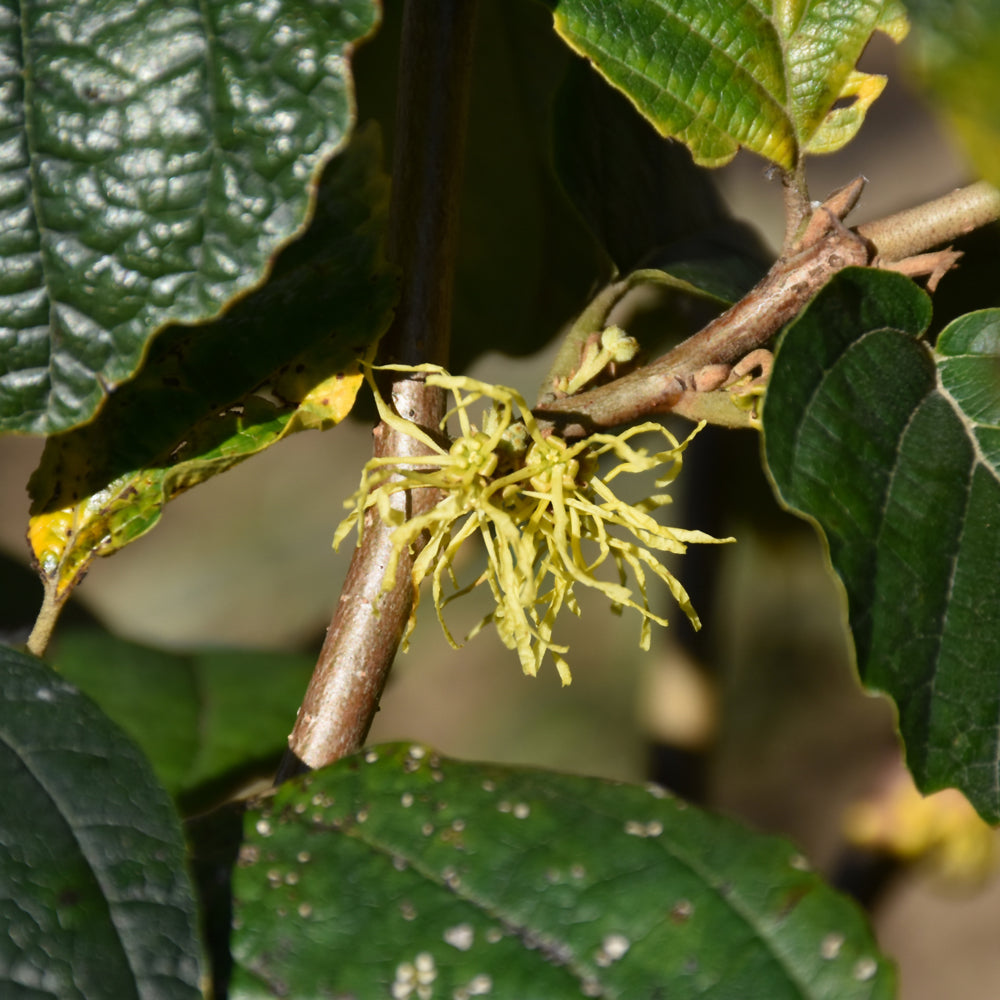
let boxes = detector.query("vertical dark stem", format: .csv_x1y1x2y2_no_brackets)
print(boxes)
381,2,476,368
279,0,478,778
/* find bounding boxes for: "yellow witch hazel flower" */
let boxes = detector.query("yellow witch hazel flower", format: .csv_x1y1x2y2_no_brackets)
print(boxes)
334,363,729,684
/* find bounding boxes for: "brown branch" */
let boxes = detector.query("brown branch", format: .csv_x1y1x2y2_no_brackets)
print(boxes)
280,381,446,775
537,219,869,431
536,180,1000,433
279,0,478,778
856,180,1000,263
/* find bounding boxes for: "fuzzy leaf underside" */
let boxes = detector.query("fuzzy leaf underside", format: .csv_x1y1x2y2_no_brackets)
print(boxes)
764,268,1000,823
230,743,893,999
0,0,380,434
545,0,908,168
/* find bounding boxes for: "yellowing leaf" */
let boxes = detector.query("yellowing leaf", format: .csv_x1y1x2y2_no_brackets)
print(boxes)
285,370,364,433
844,776,996,884
546,0,909,169
29,372,363,605
26,127,394,617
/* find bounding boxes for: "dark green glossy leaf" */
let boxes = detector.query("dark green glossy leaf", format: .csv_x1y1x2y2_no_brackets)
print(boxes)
50,629,313,808
544,0,908,168
27,124,393,605
231,743,893,999
0,0,380,434
764,269,1000,821
0,644,201,998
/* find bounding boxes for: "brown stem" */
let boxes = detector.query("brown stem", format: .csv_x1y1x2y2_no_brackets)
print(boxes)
781,161,811,248
857,180,1000,262
280,0,478,778
25,582,62,658
536,278,631,408
281,381,446,775
536,180,1000,432
537,222,869,430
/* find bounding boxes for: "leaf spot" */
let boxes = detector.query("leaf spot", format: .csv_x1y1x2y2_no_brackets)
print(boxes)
238,844,260,867
594,932,631,967
512,802,531,819
444,922,475,951
416,951,437,983
392,952,438,1000
455,972,493,997
255,818,273,837
854,957,878,981
401,792,415,807
670,899,694,923
820,932,845,960
624,819,662,837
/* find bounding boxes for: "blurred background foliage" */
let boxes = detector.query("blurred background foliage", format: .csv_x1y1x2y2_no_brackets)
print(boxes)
3,2,1000,997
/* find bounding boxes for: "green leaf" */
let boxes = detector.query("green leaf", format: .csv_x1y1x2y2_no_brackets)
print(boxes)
903,0,1000,188
27,124,393,606
231,743,893,999
49,628,313,808
544,0,908,169
763,268,1000,822
0,644,202,998
0,0,380,435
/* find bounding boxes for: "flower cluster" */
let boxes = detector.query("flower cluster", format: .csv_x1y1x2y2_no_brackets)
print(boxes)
334,364,728,684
